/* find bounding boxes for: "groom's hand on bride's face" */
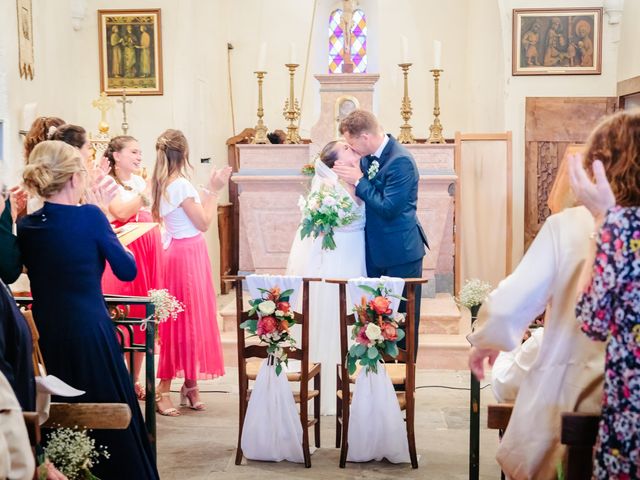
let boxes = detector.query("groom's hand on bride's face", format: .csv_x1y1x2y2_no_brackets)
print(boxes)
333,163,363,185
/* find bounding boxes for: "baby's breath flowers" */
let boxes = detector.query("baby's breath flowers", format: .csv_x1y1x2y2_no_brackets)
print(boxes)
42,427,109,479
456,279,493,309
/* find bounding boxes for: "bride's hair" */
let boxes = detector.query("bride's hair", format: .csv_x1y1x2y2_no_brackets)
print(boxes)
319,140,339,168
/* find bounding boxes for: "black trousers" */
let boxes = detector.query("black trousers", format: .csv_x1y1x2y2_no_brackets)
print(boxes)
366,257,423,360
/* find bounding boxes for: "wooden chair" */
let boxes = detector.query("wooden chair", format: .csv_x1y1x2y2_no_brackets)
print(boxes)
561,412,599,480
328,278,427,469
487,403,513,480
225,275,322,468
15,295,156,457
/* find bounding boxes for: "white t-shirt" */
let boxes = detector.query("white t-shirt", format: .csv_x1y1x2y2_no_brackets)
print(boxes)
118,174,147,202
160,177,201,246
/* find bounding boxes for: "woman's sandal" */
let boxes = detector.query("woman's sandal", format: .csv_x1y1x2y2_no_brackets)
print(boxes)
155,392,180,416
134,382,146,401
180,384,206,411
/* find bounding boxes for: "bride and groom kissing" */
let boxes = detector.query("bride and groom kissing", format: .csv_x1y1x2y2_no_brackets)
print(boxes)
287,109,428,414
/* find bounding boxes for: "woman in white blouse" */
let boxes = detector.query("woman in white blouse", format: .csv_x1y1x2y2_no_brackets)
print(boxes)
150,129,231,416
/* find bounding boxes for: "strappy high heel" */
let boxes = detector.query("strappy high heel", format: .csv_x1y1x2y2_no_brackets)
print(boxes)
180,384,206,411
155,392,180,416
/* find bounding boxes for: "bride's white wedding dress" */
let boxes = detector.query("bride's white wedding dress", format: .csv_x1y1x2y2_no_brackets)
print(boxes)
286,159,366,415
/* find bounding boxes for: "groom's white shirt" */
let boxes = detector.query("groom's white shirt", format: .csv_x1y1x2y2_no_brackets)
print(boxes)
372,134,389,159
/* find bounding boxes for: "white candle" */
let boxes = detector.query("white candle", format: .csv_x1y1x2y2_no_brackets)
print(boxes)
21,102,37,132
257,42,267,71
401,36,409,63
433,40,442,69
289,42,297,64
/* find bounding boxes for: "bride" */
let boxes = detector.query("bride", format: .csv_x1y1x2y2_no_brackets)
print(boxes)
286,140,366,415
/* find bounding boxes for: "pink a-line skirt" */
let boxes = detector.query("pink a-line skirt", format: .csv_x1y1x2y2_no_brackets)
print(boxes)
156,232,225,380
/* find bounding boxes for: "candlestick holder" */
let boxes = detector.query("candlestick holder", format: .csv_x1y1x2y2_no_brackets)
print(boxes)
251,71,270,144
427,68,446,144
283,63,301,144
397,63,415,144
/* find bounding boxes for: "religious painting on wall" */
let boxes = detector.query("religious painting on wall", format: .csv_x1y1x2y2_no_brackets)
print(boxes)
512,8,602,76
98,9,163,95
16,0,35,79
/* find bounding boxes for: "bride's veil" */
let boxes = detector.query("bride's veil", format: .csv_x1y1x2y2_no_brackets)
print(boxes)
285,157,337,276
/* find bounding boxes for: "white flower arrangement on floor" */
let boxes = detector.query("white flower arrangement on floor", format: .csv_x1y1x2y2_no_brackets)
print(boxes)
41,427,109,480
456,278,493,310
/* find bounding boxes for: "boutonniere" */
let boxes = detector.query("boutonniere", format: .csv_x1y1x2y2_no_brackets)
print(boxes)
367,160,380,180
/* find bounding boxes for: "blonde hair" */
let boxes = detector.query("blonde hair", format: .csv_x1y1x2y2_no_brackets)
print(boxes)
151,129,191,222
23,140,84,198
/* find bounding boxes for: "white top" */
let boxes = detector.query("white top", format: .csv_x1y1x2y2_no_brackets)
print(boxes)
160,177,201,247
117,174,146,202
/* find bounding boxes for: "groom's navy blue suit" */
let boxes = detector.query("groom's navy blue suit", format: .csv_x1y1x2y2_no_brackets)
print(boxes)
355,135,428,356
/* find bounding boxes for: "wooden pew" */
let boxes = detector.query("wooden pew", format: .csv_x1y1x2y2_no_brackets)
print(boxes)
561,412,599,480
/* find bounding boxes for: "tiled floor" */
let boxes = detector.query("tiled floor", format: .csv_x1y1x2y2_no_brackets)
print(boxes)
155,369,502,479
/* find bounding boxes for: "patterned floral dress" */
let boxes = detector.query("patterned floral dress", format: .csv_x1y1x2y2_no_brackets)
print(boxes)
575,206,640,480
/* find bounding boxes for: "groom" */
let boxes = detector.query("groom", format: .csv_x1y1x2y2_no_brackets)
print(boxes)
333,109,428,356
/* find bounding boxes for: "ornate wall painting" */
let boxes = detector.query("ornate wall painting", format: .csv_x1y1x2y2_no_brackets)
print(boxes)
98,9,163,95
513,8,602,76
17,0,35,79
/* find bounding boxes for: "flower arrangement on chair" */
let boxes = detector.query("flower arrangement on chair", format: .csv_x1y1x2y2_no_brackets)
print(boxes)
298,185,360,251
240,286,296,375
39,427,110,480
347,284,406,375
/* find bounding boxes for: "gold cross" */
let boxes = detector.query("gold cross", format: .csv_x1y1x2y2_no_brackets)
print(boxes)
91,92,115,134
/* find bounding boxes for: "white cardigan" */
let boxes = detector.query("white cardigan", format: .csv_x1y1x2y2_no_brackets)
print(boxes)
468,206,605,480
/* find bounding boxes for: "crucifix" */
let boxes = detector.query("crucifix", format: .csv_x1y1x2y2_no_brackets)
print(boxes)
91,92,115,135
341,0,357,73
117,88,133,135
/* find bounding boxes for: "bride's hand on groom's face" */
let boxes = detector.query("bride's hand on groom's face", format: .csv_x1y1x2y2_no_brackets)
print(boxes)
333,163,363,185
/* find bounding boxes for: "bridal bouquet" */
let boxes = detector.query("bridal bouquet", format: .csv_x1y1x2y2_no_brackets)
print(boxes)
240,286,296,375
348,284,406,374
40,427,110,480
298,185,360,250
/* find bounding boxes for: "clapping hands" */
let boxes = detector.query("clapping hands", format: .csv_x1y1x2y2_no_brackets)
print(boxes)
207,166,232,194
83,156,119,210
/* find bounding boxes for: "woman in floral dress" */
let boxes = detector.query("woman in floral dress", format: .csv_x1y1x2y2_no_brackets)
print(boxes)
573,111,640,480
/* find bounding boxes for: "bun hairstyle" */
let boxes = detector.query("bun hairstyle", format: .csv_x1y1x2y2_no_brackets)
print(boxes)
50,124,87,150
151,129,191,222
104,135,137,178
23,140,84,199
319,140,340,168
23,116,65,161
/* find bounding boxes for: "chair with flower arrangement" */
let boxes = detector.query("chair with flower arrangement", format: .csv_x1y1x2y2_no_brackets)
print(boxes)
224,275,322,468
327,277,427,469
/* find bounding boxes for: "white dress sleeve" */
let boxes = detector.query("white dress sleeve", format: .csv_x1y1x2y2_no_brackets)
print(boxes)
160,178,201,216
467,217,558,352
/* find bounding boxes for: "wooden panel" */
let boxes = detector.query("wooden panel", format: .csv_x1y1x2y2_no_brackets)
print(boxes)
43,403,131,429
524,97,616,248
217,203,234,294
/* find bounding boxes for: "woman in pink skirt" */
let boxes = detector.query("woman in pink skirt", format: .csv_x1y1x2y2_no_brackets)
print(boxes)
102,135,164,400
151,129,230,416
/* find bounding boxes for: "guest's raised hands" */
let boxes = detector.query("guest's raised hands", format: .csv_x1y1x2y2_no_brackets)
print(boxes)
207,165,232,194
568,154,615,219
468,346,499,381
9,185,28,222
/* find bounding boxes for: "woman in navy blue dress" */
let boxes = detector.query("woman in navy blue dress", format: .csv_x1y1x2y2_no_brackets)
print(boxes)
18,140,159,479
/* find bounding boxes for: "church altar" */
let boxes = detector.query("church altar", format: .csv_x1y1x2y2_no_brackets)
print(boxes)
232,142,456,296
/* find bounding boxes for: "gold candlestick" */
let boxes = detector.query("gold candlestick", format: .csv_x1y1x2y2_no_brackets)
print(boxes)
427,69,446,144
283,63,301,144
251,71,270,144
397,63,415,144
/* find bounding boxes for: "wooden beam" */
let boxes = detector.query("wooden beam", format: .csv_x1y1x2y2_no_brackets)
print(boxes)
43,403,131,429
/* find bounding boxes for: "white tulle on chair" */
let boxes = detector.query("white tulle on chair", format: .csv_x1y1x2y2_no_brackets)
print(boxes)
345,276,410,464
240,274,305,463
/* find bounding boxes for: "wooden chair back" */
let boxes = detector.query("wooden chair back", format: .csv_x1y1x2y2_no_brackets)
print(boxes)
327,277,426,469
561,412,599,480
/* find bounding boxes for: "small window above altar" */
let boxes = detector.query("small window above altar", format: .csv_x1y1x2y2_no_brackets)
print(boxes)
328,7,367,74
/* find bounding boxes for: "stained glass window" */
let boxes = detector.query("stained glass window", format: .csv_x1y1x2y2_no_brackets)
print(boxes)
328,8,367,73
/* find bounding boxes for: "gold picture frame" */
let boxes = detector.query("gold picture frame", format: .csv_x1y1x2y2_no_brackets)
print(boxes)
98,9,163,95
512,8,602,76
17,0,34,79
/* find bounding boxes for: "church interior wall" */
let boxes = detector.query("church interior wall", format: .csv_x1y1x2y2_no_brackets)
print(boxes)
0,0,634,278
